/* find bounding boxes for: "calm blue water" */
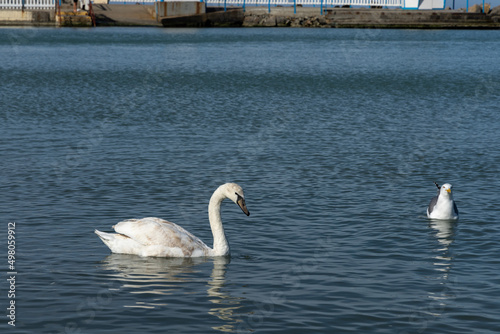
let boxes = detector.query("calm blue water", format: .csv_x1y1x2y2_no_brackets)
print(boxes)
1,27,500,334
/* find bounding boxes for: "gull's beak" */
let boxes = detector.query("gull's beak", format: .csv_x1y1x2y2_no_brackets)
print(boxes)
236,194,250,216
446,188,451,193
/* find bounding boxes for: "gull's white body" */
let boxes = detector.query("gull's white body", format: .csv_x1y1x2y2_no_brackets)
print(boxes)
427,183,459,220
95,183,249,257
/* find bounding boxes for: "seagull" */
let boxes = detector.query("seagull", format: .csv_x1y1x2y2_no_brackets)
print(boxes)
427,182,459,220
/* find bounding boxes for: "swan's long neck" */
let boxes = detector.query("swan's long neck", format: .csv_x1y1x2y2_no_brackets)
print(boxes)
208,187,229,256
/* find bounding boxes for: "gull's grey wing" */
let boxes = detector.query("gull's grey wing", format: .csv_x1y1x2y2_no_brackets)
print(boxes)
453,201,459,216
427,195,439,215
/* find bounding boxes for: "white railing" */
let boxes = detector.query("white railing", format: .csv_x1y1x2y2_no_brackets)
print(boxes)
0,0,55,9
109,0,403,7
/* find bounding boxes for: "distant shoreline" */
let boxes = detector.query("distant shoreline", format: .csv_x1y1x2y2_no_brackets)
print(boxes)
1,5,499,28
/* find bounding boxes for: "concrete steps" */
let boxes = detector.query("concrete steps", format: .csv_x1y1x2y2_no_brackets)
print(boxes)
56,4,94,26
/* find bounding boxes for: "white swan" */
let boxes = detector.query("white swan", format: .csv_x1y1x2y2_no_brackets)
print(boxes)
427,182,459,220
95,183,250,257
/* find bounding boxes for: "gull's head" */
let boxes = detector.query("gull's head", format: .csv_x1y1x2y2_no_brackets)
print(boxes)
221,183,250,216
440,183,453,196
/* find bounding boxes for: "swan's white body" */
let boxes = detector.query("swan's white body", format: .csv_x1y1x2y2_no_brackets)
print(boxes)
427,183,459,220
95,183,250,257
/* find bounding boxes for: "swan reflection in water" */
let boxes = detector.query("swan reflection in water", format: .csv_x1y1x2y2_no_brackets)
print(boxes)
99,254,244,332
427,219,458,315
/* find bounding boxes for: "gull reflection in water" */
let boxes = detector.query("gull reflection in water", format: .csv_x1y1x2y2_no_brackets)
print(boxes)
100,254,243,332
427,219,458,315
429,219,456,273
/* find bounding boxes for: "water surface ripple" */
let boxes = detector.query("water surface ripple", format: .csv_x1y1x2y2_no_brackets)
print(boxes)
1,27,500,333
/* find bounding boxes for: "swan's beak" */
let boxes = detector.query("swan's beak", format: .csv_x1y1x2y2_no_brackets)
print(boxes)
236,195,250,216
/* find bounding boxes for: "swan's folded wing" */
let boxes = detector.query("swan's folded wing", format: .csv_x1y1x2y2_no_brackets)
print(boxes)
113,217,207,250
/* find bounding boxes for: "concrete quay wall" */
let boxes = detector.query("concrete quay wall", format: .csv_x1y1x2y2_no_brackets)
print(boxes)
0,9,55,26
161,6,500,28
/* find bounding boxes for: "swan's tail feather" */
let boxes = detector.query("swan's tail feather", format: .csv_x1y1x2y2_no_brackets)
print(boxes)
95,229,118,251
95,229,113,241
95,229,141,255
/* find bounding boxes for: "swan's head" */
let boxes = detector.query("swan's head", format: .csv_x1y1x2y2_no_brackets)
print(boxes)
221,183,250,216
440,183,453,197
